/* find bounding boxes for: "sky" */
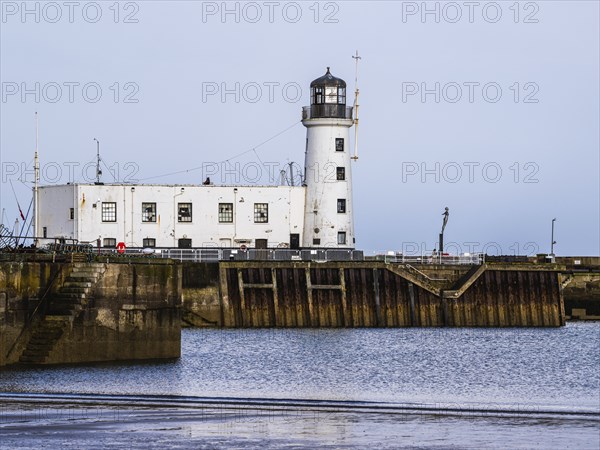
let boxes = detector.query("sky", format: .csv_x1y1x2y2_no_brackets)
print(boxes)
1,0,599,255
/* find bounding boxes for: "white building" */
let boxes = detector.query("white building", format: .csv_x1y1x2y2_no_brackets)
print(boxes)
37,69,356,250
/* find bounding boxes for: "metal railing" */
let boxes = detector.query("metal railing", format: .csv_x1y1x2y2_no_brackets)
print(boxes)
157,248,364,262
92,248,364,262
161,248,222,262
384,252,485,265
302,105,353,120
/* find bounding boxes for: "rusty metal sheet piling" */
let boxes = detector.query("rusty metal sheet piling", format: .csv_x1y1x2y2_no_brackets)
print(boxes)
208,262,565,328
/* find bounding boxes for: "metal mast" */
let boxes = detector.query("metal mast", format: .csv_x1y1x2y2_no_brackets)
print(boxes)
93,138,102,184
351,50,361,161
550,218,557,256
33,112,40,245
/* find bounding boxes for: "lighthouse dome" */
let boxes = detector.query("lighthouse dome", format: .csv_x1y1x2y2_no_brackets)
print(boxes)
308,67,349,119
310,67,347,89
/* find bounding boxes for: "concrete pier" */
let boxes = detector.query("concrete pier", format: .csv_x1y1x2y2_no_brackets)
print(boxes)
0,260,181,367
0,257,578,366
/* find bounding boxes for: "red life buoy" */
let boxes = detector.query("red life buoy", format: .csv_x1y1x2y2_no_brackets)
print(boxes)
117,242,126,254
240,244,247,252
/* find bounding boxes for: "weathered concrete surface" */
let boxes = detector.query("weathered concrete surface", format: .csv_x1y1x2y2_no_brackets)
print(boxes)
562,271,600,319
1,261,181,367
0,262,67,367
45,262,181,365
181,262,565,328
181,263,221,326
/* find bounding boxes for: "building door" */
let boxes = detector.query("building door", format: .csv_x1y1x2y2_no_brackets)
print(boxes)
290,234,300,249
255,239,268,249
178,238,192,249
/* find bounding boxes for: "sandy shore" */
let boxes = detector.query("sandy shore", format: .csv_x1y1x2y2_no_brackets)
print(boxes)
1,399,599,449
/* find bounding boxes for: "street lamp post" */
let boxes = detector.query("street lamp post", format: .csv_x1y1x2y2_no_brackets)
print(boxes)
550,218,557,257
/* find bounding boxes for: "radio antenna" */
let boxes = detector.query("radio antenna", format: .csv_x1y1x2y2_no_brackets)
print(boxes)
93,138,103,184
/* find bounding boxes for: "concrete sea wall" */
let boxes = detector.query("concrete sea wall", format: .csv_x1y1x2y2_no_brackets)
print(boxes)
0,262,65,366
1,258,586,366
562,272,600,319
0,261,181,367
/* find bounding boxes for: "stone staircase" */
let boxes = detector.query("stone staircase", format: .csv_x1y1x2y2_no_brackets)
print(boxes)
19,263,106,364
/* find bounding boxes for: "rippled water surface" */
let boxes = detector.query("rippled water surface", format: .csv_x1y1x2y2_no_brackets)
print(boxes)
1,323,598,412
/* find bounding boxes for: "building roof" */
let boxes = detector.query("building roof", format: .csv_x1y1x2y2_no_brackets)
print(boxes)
310,67,346,89
40,183,304,189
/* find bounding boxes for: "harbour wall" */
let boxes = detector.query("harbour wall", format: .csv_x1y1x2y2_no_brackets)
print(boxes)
0,260,181,367
1,258,593,366
562,271,600,319
182,262,566,328
555,257,600,319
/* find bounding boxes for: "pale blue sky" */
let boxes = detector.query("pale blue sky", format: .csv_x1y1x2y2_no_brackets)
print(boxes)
1,1,598,255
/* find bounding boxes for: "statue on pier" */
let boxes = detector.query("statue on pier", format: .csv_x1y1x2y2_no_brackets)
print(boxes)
439,207,449,254
441,207,449,233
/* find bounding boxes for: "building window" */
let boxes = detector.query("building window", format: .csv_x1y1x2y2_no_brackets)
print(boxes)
43,227,47,238
142,238,156,248
142,203,156,222
313,238,321,246
325,86,338,104
335,138,344,152
178,203,192,222
337,232,347,245
101,202,116,222
336,167,345,181
219,203,233,223
254,203,268,223
103,238,116,248
69,208,74,220
337,199,347,214
312,86,324,104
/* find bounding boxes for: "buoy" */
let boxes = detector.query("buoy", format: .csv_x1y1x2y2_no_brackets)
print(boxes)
117,242,126,254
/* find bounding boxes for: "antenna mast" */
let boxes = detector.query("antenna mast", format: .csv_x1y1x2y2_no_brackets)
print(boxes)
351,50,361,161
288,162,295,187
93,138,102,184
33,112,40,245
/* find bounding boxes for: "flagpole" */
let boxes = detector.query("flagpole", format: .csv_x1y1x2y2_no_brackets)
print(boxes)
34,112,40,246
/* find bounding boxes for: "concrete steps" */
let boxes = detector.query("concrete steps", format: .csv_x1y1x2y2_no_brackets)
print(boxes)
19,317,69,363
19,263,106,364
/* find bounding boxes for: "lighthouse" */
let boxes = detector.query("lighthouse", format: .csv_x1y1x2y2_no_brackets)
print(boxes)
302,68,355,248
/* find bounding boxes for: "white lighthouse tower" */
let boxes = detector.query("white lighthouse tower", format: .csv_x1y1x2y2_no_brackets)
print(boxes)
302,68,355,248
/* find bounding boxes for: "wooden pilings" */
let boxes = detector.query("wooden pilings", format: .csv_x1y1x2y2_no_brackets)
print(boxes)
218,262,565,328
